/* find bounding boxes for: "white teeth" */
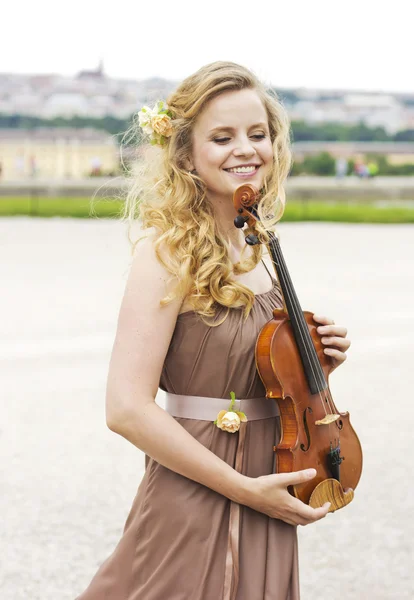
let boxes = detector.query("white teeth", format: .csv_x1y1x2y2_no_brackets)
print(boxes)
228,166,257,173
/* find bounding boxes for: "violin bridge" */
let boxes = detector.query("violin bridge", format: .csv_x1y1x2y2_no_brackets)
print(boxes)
315,413,340,425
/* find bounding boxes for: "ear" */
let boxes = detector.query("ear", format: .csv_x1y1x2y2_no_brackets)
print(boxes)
183,155,195,172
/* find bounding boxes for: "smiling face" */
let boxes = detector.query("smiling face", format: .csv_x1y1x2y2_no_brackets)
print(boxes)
188,88,274,202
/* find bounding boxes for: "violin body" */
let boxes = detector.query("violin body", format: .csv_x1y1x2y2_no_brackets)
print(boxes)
256,309,363,510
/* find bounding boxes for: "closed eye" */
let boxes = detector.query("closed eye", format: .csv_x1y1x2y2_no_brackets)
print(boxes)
213,134,266,144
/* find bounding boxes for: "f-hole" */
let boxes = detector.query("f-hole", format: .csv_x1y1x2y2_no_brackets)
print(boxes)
300,407,312,452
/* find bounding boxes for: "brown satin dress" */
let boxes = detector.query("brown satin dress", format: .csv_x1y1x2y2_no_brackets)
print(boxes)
76,265,300,600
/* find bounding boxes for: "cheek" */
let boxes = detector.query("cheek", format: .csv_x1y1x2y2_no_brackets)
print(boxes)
195,145,225,172
263,140,274,164
260,142,274,176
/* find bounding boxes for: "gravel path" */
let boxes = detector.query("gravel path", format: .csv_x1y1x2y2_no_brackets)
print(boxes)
1,218,413,599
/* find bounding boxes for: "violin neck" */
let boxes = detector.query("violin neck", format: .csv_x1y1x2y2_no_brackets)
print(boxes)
268,232,327,395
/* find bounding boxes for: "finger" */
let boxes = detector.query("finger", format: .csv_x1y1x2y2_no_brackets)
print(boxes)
287,497,331,523
313,315,335,325
272,506,308,526
290,511,314,526
307,502,331,522
292,516,309,526
282,497,330,525
276,516,298,526
321,336,351,351
317,326,347,338
276,468,316,488
323,348,347,362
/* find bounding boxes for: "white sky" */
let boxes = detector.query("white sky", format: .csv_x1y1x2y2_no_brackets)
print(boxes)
2,0,412,93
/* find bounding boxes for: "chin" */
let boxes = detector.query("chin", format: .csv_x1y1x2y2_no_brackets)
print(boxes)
229,176,263,191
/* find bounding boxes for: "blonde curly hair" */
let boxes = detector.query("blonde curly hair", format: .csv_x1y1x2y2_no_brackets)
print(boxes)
121,61,292,323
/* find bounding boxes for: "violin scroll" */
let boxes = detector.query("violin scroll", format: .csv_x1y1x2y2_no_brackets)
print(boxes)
232,184,260,229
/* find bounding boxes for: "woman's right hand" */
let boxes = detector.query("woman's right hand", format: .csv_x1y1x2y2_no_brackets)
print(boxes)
244,469,331,526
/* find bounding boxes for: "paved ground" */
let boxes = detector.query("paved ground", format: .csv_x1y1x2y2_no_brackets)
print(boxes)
1,218,413,599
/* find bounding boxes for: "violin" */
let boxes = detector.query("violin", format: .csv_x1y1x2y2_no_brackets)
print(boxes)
233,184,363,512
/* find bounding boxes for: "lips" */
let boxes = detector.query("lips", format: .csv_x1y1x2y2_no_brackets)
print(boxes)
224,164,260,174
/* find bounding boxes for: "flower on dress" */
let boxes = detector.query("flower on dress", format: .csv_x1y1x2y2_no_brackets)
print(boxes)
214,391,248,433
137,100,173,147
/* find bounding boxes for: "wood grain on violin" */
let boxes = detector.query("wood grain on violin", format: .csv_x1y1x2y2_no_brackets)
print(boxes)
233,184,363,513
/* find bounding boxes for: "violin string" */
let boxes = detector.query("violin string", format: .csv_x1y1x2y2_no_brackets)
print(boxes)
269,235,326,391
268,234,330,417
271,235,340,422
269,235,340,455
267,229,340,450
270,236,325,386
268,234,339,447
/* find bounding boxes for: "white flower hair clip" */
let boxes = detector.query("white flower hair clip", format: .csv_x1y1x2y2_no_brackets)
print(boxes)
137,100,173,147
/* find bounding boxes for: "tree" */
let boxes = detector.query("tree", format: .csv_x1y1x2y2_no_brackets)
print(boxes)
301,152,336,176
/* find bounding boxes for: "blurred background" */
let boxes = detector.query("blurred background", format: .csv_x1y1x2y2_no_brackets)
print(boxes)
1,0,414,219
1,1,413,599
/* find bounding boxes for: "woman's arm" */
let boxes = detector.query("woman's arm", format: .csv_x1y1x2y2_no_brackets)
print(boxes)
106,229,249,503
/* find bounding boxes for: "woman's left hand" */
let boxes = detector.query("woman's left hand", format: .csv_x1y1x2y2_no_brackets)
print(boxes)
313,314,351,372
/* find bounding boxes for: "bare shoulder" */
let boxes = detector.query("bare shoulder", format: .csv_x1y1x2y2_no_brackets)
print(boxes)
123,225,185,331
129,226,181,299
106,226,185,409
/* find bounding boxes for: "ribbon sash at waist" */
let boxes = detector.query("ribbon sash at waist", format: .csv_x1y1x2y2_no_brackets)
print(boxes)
163,392,279,420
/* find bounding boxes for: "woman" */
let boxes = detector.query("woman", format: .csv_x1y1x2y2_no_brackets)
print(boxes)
77,61,351,600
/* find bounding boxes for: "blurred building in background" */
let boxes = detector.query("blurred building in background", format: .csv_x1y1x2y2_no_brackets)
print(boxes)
0,128,119,180
287,92,414,134
0,63,176,120
1,64,414,130
293,141,414,165
1,64,413,182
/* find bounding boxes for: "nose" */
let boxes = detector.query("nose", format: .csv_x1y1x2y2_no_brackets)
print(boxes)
233,135,256,158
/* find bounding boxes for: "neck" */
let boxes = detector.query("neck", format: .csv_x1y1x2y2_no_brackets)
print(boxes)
208,190,246,249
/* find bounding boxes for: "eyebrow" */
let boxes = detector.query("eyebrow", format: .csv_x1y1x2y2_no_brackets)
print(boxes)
209,122,269,134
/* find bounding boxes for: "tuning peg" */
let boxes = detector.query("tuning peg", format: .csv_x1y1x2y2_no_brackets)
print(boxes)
234,215,250,229
245,234,260,246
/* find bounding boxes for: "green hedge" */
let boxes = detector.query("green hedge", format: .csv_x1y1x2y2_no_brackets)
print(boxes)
0,197,123,218
1,197,414,223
